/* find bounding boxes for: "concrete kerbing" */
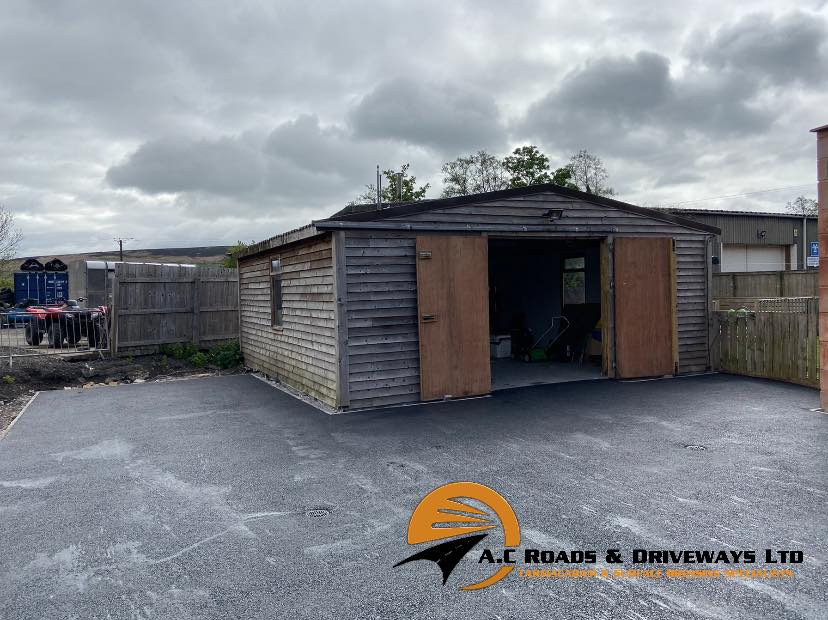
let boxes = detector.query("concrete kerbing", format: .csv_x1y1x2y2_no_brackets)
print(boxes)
251,373,339,415
0,391,40,440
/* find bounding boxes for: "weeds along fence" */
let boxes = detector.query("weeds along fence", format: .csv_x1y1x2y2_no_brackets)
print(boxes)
712,297,818,388
110,263,238,356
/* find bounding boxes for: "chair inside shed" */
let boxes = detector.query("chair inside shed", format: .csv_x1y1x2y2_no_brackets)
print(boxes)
488,238,605,391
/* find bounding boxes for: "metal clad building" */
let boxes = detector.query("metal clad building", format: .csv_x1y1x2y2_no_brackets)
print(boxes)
661,208,817,272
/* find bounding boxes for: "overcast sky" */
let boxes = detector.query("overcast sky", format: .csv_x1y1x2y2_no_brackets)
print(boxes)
2,1,826,255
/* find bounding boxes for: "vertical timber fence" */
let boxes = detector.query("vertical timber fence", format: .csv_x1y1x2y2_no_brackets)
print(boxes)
712,270,817,298
111,263,238,356
712,297,819,388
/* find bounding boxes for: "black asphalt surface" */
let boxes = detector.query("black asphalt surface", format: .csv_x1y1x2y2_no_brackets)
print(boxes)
0,374,825,619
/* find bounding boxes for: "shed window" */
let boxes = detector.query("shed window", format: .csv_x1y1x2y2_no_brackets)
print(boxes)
563,256,586,305
271,258,283,327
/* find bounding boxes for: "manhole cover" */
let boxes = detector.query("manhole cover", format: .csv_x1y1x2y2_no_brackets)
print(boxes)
684,444,707,451
305,508,330,518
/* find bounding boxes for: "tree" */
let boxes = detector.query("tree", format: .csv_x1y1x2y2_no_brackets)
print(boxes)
551,165,578,189
221,240,252,268
503,145,578,191
351,163,430,205
567,150,614,196
785,195,817,217
503,145,551,188
0,204,21,287
441,150,508,197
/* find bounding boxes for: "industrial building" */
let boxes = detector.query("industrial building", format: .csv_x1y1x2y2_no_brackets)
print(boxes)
236,184,719,411
660,208,817,272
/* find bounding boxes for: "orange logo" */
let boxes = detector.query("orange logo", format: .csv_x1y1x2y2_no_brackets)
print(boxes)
395,482,520,590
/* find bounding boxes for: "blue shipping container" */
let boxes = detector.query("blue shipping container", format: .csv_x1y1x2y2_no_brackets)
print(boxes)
14,272,70,305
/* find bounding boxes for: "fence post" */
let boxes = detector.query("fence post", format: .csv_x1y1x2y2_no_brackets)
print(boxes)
191,270,201,349
110,265,120,357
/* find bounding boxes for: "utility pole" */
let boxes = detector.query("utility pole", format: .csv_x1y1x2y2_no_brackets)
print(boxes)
114,237,134,262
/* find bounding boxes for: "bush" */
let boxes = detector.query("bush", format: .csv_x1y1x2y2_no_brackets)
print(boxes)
158,340,243,369
188,352,208,368
208,341,244,369
160,342,199,360
1,374,14,384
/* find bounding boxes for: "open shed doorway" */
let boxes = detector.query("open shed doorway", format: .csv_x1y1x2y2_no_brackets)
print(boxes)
488,238,606,391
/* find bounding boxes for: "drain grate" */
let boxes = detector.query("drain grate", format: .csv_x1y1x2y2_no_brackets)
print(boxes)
305,508,331,518
684,444,707,451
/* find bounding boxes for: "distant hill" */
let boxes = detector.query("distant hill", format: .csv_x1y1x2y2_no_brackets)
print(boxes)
11,246,232,269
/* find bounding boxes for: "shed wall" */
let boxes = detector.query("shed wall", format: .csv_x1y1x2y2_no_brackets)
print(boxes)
343,193,711,408
344,231,420,409
238,235,338,406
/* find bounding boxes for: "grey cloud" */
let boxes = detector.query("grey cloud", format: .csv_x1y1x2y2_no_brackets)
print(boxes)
1,2,825,255
521,48,772,158
557,52,673,116
350,78,506,153
265,115,371,179
106,137,265,196
693,11,828,84
106,115,422,207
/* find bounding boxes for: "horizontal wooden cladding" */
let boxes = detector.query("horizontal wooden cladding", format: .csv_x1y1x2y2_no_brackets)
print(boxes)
674,238,710,371
344,231,421,409
238,235,338,406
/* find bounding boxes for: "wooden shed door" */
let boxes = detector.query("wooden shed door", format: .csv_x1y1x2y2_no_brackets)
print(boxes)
614,237,677,378
416,235,491,400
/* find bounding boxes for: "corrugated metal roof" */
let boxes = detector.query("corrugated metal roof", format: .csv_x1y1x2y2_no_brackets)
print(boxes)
660,208,816,219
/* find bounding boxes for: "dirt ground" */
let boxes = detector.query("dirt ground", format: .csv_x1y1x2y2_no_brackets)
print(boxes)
0,353,242,433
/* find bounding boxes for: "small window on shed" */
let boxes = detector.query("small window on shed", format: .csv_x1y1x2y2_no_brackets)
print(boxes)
271,258,283,327
563,256,586,305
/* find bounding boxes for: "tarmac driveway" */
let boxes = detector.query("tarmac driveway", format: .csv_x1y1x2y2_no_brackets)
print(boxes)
0,374,825,619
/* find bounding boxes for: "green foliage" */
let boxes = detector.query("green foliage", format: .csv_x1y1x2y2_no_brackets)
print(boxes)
160,342,199,360
208,340,244,369
441,150,508,197
503,145,552,188
551,166,578,190
221,241,252,268
352,163,430,205
159,340,243,369
1,374,14,384
0,276,12,290
188,352,208,368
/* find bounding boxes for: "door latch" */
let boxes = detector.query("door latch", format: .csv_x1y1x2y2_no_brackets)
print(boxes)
421,314,437,323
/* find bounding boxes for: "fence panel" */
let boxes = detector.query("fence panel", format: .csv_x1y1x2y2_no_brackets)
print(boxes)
712,298,819,388
712,270,817,298
112,264,238,355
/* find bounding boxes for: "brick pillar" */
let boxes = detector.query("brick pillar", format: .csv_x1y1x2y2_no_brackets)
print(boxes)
813,125,828,408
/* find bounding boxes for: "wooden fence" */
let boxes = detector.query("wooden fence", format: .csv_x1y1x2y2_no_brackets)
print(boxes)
712,297,819,388
111,263,238,355
713,270,817,298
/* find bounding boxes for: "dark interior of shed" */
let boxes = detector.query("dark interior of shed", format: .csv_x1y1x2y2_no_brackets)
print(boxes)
488,238,605,391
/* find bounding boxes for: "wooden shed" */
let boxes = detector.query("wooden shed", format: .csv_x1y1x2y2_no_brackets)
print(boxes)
236,184,720,411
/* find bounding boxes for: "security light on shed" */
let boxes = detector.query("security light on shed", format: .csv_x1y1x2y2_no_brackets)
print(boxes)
543,208,564,221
